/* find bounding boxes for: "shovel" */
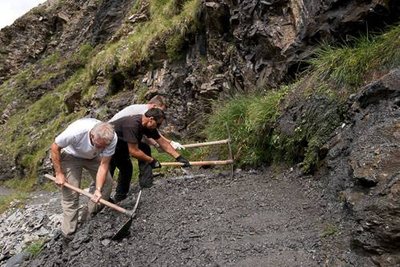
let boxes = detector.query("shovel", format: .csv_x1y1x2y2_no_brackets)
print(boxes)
44,174,141,240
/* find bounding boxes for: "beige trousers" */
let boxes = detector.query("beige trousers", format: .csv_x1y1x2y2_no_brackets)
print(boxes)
60,152,112,236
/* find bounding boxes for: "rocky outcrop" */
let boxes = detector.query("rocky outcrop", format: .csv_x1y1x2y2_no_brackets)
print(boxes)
103,0,399,137
322,69,400,266
0,0,132,83
198,0,400,89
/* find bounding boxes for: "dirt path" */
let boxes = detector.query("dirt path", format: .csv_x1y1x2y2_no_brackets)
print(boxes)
24,168,362,266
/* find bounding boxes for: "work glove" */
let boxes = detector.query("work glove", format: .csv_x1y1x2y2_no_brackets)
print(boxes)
175,155,191,168
170,140,185,150
150,158,161,169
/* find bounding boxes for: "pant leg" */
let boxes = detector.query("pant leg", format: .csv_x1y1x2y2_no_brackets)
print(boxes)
84,157,113,215
138,142,153,188
60,152,83,236
112,142,133,198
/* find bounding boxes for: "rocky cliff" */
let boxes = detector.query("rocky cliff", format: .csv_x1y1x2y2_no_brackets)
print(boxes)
0,0,399,265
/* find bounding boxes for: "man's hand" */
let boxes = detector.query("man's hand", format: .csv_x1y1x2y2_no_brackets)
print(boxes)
55,173,66,186
175,155,191,167
170,141,185,150
150,158,161,169
91,189,102,203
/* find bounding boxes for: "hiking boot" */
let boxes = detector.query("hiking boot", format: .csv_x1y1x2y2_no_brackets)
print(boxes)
112,194,127,203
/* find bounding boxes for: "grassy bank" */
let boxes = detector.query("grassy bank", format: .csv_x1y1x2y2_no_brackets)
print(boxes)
204,25,400,172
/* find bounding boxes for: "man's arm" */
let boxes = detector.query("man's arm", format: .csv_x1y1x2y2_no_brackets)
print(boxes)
50,143,66,186
156,137,180,158
92,156,112,202
156,137,191,167
145,134,184,150
128,143,154,162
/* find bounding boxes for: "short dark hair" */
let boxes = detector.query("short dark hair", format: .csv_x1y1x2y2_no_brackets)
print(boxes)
144,108,166,125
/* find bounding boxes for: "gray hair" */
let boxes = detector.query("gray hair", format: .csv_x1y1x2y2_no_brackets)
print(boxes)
91,122,115,144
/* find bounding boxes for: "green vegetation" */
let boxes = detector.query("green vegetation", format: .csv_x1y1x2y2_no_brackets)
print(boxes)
309,25,400,90
0,176,36,213
0,192,28,214
321,223,339,237
90,0,200,79
205,89,289,166
0,0,202,194
204,25,400,172
0,0,398,202
25,239,45,257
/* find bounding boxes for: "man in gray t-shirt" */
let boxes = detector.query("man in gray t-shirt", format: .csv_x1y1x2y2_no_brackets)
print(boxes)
50,118,117,239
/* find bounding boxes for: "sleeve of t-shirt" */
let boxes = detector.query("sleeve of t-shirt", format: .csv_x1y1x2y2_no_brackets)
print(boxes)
145,129,161,140
54,129,77,148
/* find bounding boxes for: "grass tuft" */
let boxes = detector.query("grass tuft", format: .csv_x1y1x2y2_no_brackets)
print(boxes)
309,25,400,89
205,89,289,166
25,239,45,257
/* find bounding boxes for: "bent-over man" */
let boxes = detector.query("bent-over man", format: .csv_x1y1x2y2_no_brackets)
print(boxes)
50,118,117,239
110,108,190,202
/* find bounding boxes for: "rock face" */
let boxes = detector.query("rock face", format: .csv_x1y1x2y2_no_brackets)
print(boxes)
0,0,132,83
323,69,400,265
102,0,399,136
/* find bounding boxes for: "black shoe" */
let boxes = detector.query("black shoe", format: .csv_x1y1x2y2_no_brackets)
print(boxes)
113,194,127,203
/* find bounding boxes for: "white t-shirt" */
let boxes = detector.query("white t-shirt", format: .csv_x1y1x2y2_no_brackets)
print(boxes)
109,104,149,122
55,118,117,159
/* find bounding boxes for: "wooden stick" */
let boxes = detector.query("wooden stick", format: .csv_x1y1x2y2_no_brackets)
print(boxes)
182,139,230,148
160,159,234,167
44,174,132,216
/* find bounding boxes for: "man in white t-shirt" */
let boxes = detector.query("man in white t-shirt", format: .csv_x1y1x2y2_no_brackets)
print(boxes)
50,118,117,239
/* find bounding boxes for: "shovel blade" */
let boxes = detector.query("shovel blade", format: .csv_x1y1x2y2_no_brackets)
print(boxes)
111,190,142,240
112,217,133,240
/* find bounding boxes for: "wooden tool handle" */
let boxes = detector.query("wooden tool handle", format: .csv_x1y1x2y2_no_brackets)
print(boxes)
182,139,230,148
44,174,131,216
160,159,234,166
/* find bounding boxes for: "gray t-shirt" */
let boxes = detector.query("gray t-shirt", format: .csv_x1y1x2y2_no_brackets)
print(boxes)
55,118,117,159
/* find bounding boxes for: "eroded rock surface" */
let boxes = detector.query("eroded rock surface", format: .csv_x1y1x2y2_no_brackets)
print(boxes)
323,69,400,266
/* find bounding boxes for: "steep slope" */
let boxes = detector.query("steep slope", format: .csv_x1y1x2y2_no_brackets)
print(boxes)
0,0,399,265
0,0,398,179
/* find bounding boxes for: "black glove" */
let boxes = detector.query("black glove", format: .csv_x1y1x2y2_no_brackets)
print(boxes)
175,155,191,168
150,158,161,169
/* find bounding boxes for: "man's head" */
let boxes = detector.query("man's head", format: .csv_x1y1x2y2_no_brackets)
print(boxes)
148,95,167,110
143,108,166,130
90,122,115,149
